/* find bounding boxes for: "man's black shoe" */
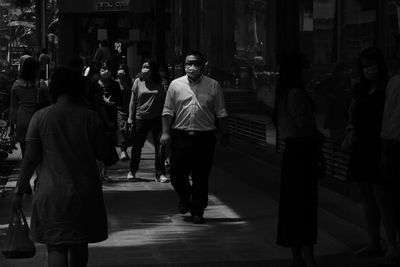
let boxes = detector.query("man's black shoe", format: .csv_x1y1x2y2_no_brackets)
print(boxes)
192,215,205,224
179,201,189,214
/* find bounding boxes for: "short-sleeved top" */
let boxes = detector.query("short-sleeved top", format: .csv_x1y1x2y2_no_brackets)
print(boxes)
133,78,166,120
162,75,228,131
26,102,108,244
277,88,318,140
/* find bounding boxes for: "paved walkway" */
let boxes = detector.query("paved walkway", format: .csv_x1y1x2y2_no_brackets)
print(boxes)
0,138,390,266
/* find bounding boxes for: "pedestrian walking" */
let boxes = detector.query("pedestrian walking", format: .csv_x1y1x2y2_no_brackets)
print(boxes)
274,52,325,267
85,61,119,182
126,59,166,182
38,48,51,80
380,34,400,265
94,40,111,64
9,57,51,193
160,51,230,224
98,61,122,182
345,47,397,261
12,66,108,267
116,64,133,161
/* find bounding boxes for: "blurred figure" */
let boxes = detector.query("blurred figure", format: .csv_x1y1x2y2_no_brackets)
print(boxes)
380,34,400,265
94,40,111,64
274,52,325,267
98,61,122,182
12,67,108,267
320,63,351,142
9,57,51,193
127,59,166,182
38,48,51,80
346,47,397,260
116,64,133,161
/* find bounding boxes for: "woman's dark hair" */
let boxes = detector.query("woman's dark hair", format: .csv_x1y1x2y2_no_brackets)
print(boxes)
20,57,39,83
118,63,130,79
140,59,161,82
356,47,388,89
49,66,85,101
273,52,310,127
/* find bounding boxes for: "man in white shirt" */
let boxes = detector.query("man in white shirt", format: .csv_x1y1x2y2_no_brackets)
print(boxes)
160,51,229,224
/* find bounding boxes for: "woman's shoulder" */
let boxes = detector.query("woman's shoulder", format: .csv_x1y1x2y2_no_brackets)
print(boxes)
11,79,26,90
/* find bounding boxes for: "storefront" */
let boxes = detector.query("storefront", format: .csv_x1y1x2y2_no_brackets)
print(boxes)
58,0,167,76
168,0,400,138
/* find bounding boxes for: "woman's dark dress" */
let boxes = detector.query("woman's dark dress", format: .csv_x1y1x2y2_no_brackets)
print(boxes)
347,84,386,183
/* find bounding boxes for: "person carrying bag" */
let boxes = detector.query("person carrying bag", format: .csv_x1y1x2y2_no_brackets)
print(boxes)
2,208,36,259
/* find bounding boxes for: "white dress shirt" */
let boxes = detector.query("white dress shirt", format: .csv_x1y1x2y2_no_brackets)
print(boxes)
162,75,228,131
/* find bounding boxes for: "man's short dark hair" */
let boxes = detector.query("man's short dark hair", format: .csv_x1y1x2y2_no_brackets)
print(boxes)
49,66,85,101
185,51,206,65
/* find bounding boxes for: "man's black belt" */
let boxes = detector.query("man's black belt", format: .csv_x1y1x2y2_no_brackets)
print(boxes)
173,129,214,136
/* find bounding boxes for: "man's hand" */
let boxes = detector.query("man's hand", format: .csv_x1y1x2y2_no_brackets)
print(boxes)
160,132,171,146
220,133,230,147
12,194,23,212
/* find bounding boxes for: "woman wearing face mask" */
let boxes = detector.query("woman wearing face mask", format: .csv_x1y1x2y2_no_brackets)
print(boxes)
98,61,123,182
346,47,397,261
126,59,166,182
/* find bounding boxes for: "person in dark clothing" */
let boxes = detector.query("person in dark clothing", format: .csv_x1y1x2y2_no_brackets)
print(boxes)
346,47,397,261
274,52,325,267
98,62,122,181
116,64,133,161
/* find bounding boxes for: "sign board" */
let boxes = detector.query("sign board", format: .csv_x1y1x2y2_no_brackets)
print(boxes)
59,0,131,13
96,0,130,11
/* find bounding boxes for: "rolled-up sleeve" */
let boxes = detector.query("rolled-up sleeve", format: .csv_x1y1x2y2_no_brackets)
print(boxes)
162,82,175,117
214,83,228,118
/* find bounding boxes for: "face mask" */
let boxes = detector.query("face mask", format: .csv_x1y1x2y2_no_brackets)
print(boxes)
185,64,202,79
100,69,111,79
363,65,378,81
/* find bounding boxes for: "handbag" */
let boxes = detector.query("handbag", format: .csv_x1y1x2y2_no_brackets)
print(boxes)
2,209,36,259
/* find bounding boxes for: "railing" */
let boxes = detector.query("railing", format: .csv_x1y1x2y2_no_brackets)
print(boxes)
276,134,350,181
228,114,350,181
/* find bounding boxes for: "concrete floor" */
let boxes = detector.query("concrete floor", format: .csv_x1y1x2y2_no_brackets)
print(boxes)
0,138,390,267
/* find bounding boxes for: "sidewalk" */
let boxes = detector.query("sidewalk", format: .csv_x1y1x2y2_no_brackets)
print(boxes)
0,138,389,266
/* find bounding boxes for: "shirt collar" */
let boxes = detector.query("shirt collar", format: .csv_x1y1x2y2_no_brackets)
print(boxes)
187,74,204,85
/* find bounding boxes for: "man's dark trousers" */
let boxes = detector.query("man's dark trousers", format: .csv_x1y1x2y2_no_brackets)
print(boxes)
170,130,216,216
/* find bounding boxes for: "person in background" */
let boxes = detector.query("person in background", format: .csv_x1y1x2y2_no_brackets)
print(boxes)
127,59,166,182
98,61,122,182
160,51,230,224
345,47,397,261
274,52,325,267
38,48,51,80
116,63,133,161
380,34,400,265
9,57,51,194
12,66,108,267
94,40,111,64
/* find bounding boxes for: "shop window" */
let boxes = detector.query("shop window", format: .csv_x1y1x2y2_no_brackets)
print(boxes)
233,0,269,90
